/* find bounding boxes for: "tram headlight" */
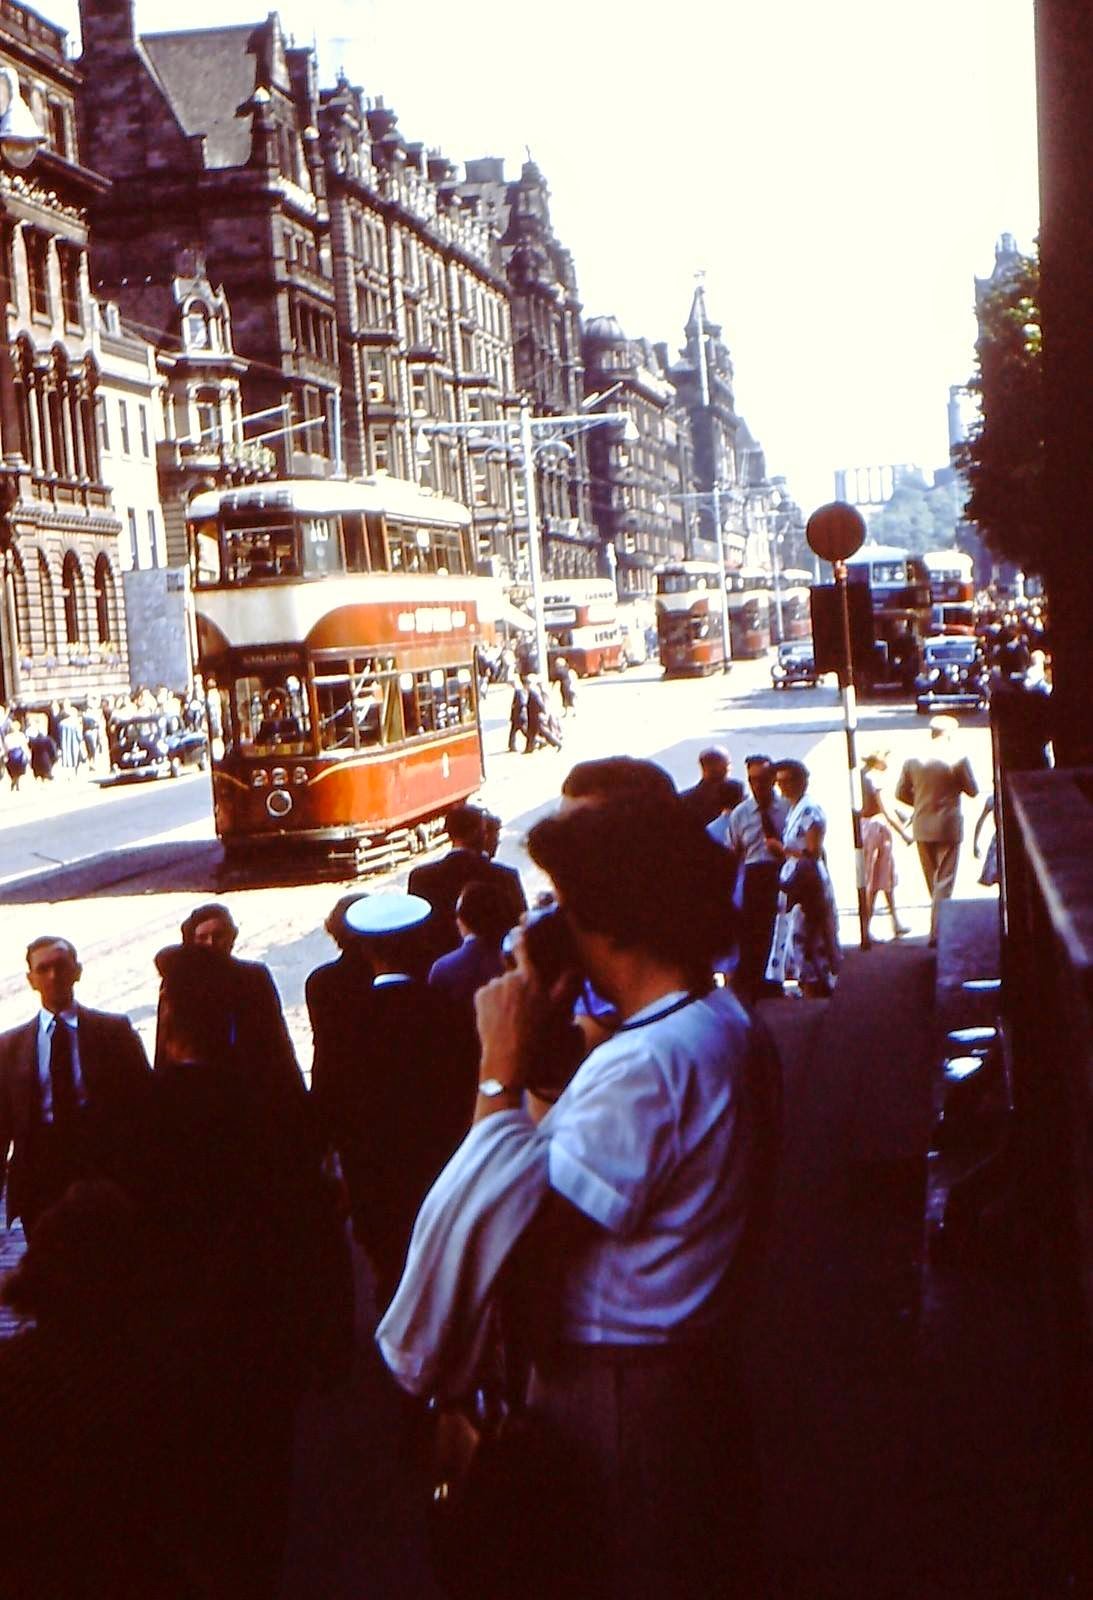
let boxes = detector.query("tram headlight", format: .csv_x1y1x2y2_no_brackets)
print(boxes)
266,788,293,819
251,768,269,788
292,766,308,786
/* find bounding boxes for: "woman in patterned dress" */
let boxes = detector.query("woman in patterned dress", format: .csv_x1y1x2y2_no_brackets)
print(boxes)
764,758,841,998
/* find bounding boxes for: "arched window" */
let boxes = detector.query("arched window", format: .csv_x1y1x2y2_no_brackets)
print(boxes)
93,552,116,643
37,550,56,649
61,550,85,644
10,547,28,650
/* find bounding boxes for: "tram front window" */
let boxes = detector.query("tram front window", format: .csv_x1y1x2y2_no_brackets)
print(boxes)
233,674,310,752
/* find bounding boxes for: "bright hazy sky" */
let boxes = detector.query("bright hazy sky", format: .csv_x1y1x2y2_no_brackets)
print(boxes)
51,0,1040,514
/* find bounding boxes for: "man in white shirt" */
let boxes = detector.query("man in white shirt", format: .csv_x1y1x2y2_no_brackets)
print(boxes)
0,936,151,1234
726,753,790,1004
467,790,779,1598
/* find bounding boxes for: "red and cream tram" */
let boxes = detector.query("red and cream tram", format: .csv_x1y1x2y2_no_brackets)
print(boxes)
654,560,728,676
727,568,774,658
542,579,625,676
187,477,486,868
775,568,813,642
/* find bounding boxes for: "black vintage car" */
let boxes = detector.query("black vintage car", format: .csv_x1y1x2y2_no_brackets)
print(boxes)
915,636,989,715
771,639,819,690
106,714,208,783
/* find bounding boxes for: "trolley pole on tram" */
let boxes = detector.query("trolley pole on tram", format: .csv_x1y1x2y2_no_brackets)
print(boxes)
806,502,871,952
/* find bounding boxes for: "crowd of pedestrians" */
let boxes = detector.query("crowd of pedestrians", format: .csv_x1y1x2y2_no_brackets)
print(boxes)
0,685,206,796
0,717,1002,1596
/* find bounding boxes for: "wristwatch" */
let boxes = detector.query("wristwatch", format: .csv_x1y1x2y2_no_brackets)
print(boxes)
478,1077,520,1099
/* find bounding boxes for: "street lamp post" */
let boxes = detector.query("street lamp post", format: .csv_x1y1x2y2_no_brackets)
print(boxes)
692,288,733,672
806,501,870,951
417,402,636,683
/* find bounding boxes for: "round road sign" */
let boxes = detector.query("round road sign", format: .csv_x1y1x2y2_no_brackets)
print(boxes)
806,501,867,563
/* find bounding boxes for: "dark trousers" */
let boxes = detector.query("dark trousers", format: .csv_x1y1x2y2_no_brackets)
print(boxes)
734,861,782,1004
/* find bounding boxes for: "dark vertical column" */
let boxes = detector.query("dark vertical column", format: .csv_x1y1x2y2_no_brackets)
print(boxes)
1035,0,1093,764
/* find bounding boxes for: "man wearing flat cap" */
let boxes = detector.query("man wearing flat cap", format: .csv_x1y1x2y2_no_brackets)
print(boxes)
895,717,979,945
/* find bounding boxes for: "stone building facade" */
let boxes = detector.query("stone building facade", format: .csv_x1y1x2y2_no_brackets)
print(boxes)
0,0,128,711
582,315,687,598
665,285,746,568
318,82,516,570
77,0,339,483
461,157,596,580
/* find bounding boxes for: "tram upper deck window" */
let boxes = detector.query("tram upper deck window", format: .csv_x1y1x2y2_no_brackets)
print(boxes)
871,561,908,586
223,521,298,583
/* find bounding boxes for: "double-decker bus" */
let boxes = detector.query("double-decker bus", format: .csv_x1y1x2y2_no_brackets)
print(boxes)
844,543,932,691
774,568,813,643
187,477,486,870
654,560,728,676
923,548,976,635
542,579,625,676
727,568,773,658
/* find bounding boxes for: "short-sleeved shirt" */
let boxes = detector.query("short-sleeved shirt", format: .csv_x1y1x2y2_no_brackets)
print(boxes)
726,793,789,866
542,986,755,1345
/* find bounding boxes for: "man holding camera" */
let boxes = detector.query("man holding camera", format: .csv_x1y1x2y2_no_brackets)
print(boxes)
399,781,779,1598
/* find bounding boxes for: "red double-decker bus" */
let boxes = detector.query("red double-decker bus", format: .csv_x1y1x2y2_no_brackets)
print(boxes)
187,477,486,871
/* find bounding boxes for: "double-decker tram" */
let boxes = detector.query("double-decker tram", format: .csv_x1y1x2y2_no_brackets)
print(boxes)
844,543,932,691
654,560,728,676
187,477,486,871
727,568,773,658
542,579,625,676
923,548,976,635
774,568,813,642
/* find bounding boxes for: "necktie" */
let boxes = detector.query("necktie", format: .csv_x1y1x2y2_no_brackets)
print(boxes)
758,801,780,853
49,1017,78,1128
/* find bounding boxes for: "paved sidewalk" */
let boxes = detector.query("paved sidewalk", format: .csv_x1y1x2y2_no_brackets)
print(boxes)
753,915,1066,1599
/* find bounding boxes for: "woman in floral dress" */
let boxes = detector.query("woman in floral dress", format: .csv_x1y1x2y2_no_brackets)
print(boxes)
764,758,841,998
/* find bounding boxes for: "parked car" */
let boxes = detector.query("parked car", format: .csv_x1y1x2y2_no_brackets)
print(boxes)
771,639,819,689
915,636,989,714
106,713,208,782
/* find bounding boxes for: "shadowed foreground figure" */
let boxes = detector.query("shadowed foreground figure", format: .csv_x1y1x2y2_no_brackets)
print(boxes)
0,1182,194,1600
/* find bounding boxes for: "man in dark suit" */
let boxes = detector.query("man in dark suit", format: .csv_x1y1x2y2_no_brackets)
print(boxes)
408,804,524,957
427,880,509,1031
680,746,743,827
160,901,308,1117
0,935,152,1235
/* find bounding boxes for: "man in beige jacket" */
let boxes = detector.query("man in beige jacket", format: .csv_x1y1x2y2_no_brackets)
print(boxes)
895,715,979,945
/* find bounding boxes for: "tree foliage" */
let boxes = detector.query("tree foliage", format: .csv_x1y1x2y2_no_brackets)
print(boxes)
867,469,964,556
957,248,1044,572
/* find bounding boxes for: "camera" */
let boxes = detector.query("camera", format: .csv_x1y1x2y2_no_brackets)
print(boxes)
501,905,579,988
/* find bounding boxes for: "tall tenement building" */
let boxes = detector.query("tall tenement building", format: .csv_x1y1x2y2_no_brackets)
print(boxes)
582,316,688,598
460,157,596,581
0,0,129,710
77,1,339,482
318,81,516,571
